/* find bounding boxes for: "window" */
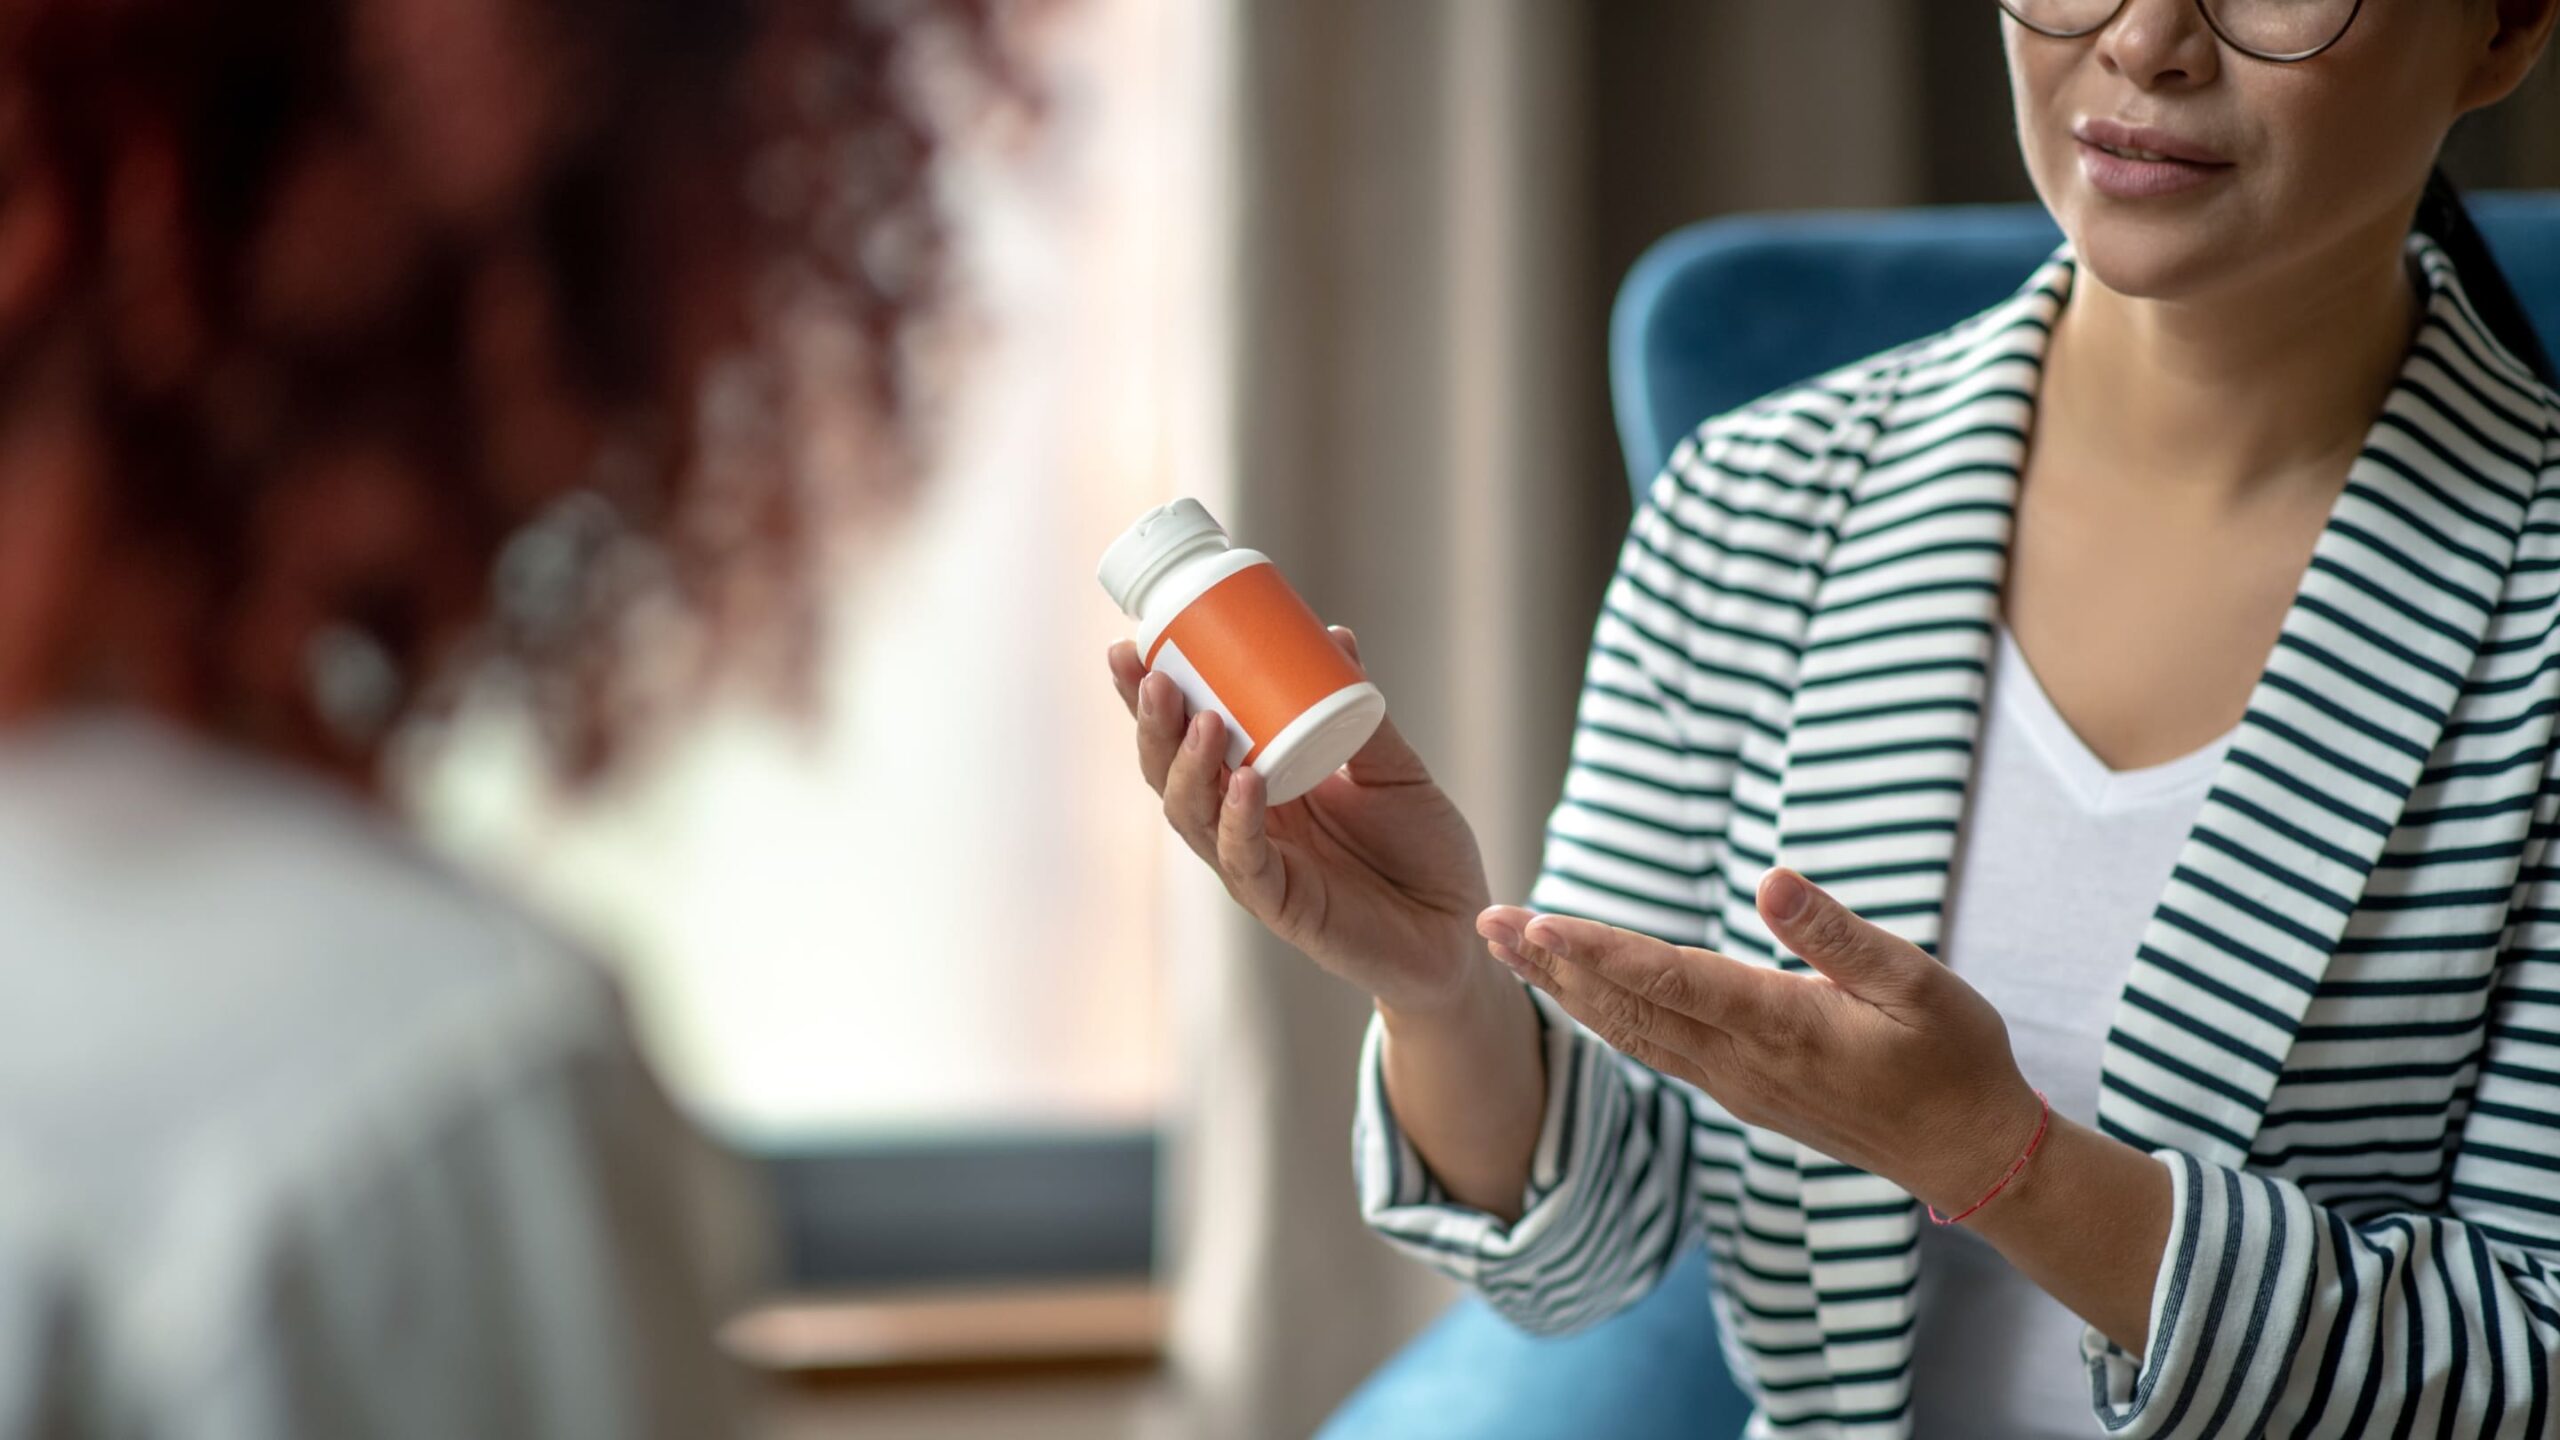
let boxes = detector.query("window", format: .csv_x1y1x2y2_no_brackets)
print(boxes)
403,0,1229,1286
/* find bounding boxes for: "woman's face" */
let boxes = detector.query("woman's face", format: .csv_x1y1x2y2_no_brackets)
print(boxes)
2004,0,2498,302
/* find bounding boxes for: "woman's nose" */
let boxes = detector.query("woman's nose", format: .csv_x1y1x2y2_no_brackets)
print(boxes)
2091,0,2221,89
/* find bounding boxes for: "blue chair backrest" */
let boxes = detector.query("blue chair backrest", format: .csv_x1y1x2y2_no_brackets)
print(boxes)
1609,194,2560,506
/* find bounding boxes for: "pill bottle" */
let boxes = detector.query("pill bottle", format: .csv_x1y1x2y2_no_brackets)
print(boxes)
1097,498,1386,807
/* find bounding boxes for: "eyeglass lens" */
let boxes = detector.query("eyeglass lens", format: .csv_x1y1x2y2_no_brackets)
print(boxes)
1999,0,2359,60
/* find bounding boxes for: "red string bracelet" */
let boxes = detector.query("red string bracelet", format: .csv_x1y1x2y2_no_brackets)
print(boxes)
1927,1089,2050,1226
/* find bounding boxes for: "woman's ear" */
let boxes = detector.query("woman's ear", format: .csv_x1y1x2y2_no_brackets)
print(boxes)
2453,0,2560,119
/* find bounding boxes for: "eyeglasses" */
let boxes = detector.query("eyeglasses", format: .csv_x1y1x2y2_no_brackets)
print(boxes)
1997,0,2366,63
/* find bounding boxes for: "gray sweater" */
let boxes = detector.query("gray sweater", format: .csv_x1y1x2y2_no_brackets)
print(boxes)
0,709,761,1439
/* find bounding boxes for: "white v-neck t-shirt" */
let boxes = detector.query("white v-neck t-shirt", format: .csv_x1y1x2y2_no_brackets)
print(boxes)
1907,621,2242,1437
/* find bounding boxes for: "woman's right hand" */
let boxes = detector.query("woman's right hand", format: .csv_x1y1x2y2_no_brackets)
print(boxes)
1106,625,1495,1019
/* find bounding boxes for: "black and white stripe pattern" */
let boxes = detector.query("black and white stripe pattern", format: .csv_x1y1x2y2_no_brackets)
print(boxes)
1351,227,2560,1438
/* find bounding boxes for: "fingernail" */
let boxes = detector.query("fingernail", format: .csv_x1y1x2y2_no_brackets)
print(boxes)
1489,942,1535,980
1479,917,1522,951
1526,922,1570,959
1766,869,1810,922
1141,679,1158,718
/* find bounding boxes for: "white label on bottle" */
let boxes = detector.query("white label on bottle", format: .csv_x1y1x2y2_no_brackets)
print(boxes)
1152,637,1255,768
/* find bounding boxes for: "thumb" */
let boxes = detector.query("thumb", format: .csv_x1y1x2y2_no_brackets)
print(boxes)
1328,625,1430,786
1758,867,1927,1001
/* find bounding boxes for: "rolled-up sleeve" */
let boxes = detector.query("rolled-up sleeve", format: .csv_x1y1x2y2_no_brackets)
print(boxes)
2082,943,2560,1437
1350,979,1702,1336
1346,451,1740,1337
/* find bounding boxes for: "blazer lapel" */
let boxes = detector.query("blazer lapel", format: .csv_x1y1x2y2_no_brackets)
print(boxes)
2092,232,2536,1168
1765,226,2541,1429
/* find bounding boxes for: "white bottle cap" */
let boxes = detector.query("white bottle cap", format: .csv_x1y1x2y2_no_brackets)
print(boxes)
1096,497,1231,616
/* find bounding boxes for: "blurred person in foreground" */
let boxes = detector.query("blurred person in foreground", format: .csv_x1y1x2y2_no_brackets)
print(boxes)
0,0,1030,1435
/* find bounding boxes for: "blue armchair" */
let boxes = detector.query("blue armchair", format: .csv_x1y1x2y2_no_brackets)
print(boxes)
1317,193,2560,1440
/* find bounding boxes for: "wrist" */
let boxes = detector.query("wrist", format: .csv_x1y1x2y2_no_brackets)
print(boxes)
1382,948,1515,1035
1917,1080,2049,1223
1375,933,1516,1035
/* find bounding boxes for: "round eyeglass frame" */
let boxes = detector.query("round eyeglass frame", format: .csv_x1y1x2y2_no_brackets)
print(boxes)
1995,0,2368,63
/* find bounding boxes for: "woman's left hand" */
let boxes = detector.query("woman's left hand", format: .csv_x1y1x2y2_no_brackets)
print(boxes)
1477,867,2044,1218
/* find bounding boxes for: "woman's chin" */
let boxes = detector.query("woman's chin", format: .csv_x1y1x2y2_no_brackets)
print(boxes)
2059,223,2240,305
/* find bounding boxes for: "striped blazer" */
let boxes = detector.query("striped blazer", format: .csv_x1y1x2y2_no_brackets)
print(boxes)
1352,225,2560,1439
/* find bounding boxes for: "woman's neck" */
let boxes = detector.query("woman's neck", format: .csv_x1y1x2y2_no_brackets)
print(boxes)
2036,219,2425,517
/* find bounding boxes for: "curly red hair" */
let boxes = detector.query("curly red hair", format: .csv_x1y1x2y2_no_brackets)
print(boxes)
0,0,1035,790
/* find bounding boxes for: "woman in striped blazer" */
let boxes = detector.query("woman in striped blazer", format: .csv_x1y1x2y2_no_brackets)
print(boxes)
1108,1,2560,1436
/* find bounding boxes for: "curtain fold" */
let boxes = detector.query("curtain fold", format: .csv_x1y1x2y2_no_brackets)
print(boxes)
1141,7,1602,1437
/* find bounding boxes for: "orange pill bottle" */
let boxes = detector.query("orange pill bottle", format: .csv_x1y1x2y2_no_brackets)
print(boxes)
1097,498,1386,806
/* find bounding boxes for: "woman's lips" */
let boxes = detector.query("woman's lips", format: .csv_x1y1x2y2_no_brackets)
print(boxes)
2077,136,2233,199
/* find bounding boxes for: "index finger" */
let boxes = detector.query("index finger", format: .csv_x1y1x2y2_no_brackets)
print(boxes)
1521,913,1779,1033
